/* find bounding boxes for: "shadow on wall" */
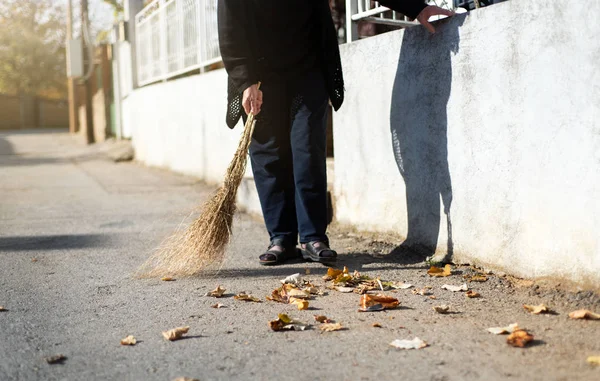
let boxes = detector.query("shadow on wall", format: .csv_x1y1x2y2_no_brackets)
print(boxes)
389,15,466,263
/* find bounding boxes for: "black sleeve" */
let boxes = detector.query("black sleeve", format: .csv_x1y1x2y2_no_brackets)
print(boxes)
217,0,257,93
377,0,428,20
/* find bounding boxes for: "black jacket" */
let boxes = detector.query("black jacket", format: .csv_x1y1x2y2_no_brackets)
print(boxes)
217,0,427,128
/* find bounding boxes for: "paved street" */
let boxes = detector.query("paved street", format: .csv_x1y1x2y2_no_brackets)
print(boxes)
1,129,599,381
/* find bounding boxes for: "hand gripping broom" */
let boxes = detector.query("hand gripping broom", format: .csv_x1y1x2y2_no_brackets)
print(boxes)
137,84,260,277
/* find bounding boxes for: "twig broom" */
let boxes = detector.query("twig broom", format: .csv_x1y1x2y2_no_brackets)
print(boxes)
137,96,259,278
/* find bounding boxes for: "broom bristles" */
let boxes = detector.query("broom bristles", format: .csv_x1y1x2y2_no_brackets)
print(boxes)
136,114,257,278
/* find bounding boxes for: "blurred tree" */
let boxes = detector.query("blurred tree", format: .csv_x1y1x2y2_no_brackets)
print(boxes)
101,0,124,20
0,1,67,99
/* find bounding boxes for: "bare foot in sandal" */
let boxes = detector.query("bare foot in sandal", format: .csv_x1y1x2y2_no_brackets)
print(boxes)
301,241,337,264
259,239,300,266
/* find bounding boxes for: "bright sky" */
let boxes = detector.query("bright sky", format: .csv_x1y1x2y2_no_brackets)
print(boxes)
58,0,117,36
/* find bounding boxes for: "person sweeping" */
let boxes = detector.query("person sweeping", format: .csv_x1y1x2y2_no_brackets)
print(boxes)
218,0,454,266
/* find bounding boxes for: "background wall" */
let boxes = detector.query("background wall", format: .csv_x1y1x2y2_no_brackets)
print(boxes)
333,0,599,285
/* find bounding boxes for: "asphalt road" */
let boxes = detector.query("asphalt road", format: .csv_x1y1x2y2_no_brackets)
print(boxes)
1,130,599,381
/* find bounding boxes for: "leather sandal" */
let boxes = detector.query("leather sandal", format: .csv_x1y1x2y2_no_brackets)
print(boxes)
301,241,337,264
259,238,300,266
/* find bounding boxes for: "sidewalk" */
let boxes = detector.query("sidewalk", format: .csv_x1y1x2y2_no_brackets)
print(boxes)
0,130,598,381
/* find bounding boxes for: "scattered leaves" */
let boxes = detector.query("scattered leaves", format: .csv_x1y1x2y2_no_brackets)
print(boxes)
487,323,519,335
314,315,331,323
441,284,468,292
507,329,534,348
211,303,226,309
523,304,550,315
162,326,190,341
161,276,175,281
466,290,480,298
389,337,428,350
320,323,344,332
587,356,600,366
45,354,67,364
568,309,600,320
372,322,382,328
234,292,261,302
205,285,226,298
120,335,137,346
433,305,450,314
269,314,308,331
428,264,452,277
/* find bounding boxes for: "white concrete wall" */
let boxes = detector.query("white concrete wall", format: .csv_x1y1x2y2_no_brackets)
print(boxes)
334,0,600,285
123,69,248,184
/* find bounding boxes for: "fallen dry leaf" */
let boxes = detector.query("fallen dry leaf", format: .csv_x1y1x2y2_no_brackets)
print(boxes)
507,329,534,348
45,354,67,364
314,315,331,323
205,285,226,298
287,288,310,299
487,323,519,335
303,286,320,295
568,309,600,320
0,306,6,312
523,304,550,315
162,326,190,341
441,284,468,292
428,264,452,277
290,297,309,310
269,314,308,331
320,323,344,332
234,292,261,302
171,378,199,381
210,303,226,309
433,305,450,314
587,356,600,366
360,294,399,309
161,276,175,281
323,267,344,280
389,337,428,350
31,258,38,262
466,290,480,298
335,286,355,293
465,274,488,282
305,268,311,275
389,282,413,290
372,322,383,328
280,273,301,285
412,288,431,296
120,335,137,346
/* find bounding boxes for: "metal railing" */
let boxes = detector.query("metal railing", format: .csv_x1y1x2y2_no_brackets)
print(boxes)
135,0,221,87
345,0,454,42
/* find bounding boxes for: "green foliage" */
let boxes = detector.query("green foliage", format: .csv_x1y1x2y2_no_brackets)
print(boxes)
0,1,67,98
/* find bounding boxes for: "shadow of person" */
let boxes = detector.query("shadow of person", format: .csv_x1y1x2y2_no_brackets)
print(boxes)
389,14,466,264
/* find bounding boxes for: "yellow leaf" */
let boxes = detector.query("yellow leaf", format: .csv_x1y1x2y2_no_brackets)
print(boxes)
523,304,550,314
290,297,309,310
162,326,190,341
433,305,450,314
320,323,343,332
569,309,600,320
372,322,382,328
314,315,331,323
428,264,452,277
205,285,226,297
234,292,261,302
466,290,480,298
326,268,343,278
587,356,600,366
120,335,137,345
278,314,292,324
161,277,175,281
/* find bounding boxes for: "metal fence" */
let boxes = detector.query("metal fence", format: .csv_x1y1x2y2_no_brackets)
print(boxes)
345,0,454,42
135,0,221,87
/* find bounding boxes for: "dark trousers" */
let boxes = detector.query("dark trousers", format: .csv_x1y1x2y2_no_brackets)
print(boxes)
249,71,329,247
